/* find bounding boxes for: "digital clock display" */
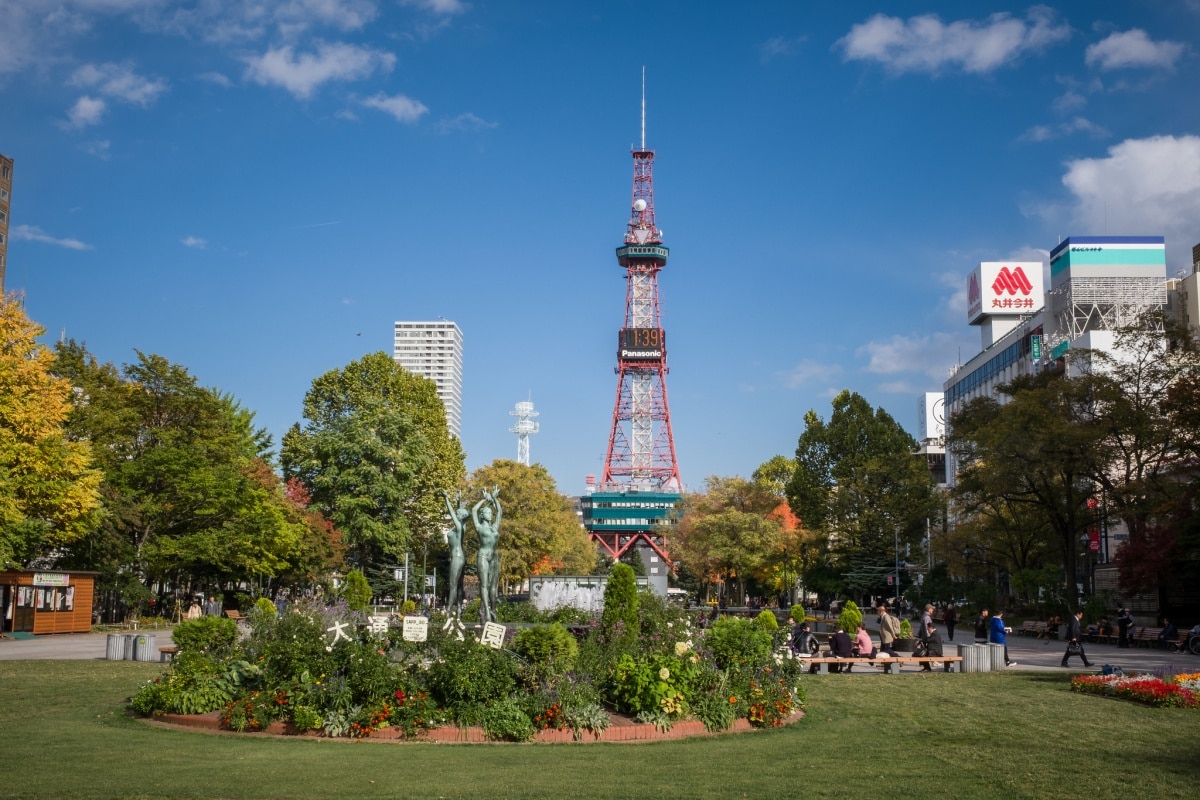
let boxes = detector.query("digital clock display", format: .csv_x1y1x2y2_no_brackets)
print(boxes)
619,328,665,360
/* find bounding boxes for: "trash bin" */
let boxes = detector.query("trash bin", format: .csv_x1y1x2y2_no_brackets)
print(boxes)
957,643,978,673
988,642,1006,671
106,633,127,661
131,633,156,662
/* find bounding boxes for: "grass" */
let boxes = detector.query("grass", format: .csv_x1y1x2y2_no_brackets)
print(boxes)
2,660,1197,800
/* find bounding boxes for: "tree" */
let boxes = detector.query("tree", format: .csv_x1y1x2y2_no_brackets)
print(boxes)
1074,314,1200,604
282,352,465,574
51,342,301,601
949,372,1102,606
464,460,596,588
786,390,937,599
0,296,101,565
674,476,782,604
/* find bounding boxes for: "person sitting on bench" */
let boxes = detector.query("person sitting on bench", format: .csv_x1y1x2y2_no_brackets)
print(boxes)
919,622,944,671
827,625,854,673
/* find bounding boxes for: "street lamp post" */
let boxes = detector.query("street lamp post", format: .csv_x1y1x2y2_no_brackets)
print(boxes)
894,525,901,604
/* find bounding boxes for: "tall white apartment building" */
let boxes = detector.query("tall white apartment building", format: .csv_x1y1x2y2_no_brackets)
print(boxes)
393,320,463,438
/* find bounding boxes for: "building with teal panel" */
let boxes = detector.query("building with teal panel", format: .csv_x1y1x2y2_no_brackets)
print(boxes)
1048,235,1167,340
581,489,680,592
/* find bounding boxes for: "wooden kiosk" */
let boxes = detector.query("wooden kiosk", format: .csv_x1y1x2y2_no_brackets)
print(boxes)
1,570,96,635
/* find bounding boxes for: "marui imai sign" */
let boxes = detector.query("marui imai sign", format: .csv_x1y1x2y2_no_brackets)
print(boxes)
967,262,1045,325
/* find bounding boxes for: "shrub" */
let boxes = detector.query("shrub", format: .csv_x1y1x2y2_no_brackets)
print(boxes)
838,600,862,636
789,605,806,624
601,563,639,633
754,610,779,632
899,618,913,639
171,616,240,659
425,639,518,712
705,616,772,672
254,597,277,617
343,570,372,612
482,696,535,741
513,623,578,682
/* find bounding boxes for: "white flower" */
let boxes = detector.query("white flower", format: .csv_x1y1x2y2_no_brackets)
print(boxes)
674,641,689,657
325,646,333,652
659,667,671,680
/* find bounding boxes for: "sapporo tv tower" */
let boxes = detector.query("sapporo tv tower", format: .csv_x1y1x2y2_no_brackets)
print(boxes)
583,75,681,587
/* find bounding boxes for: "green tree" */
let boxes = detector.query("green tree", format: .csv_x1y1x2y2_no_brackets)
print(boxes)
464,460,595,588
281,352,465,574
674,476,782,605
949,372,1102,606
786,390,937,598
0,296,101,565
51,342,297,598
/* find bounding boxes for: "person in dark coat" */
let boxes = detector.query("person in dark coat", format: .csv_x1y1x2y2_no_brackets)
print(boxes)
1062,609,1093,668
919,621,945,671
1116,608,1134,648
827,626,854,673
974,608,990,644
944,604,959,641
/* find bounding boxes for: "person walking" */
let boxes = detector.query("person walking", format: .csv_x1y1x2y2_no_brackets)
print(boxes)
989,610,1016,667
1116,608,1134,648
878,604,900,656
944,604,959,642
974,608,990,644
1061,609,1093,668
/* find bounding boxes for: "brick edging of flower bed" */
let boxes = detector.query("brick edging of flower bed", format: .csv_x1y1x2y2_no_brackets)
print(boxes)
149,709,804,744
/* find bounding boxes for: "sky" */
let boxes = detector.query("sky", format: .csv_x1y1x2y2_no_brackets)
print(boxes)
4,1,1200,496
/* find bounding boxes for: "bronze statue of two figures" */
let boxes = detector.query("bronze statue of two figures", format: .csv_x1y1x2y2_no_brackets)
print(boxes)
441,487,501,628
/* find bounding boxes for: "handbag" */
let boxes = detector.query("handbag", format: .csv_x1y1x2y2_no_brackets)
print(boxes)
1067,641,1083,655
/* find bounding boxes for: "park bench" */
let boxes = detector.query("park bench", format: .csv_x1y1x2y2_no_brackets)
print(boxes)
1165,629,1191,651
1131,627,1162,648
803,655,963,674
1016,621,1041,637
158,645,178,662
224,609,244,622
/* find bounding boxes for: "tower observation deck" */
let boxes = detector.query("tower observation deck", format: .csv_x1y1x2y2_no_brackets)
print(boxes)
585,125,682,578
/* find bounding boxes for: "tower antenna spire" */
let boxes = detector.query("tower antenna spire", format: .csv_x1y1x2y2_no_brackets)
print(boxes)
641,66,646,150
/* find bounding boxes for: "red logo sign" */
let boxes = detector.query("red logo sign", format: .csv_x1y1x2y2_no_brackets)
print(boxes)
992,266,1034,296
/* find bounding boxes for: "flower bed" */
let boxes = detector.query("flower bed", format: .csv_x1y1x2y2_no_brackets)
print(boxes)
129,578,807,743
149,707,803,744
1070,672,1200,709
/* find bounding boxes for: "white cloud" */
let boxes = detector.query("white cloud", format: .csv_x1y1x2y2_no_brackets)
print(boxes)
436,111,496,133
1056,135,1200,268
362,92,428,123
1085,29,1186,71
1052,89,1087,113
199,71,234,88
777,359,842,389
1018,116,1108,143
67,96,107,128
837,7,1069,74
399,0,465,15
244,42,395,98
69,62,168,105
760,35,806,62
181,236,207,249
82,139,112,159
858,332,964,382
11,224,93,251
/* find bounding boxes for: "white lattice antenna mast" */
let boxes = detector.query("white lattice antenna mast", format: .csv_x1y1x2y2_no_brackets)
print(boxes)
509,399,540,466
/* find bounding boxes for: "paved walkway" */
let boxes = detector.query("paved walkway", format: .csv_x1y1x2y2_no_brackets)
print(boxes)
2,624,1196,674
0,630,175,661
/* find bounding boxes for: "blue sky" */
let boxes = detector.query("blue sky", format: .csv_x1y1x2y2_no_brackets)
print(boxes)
4,1,1200,495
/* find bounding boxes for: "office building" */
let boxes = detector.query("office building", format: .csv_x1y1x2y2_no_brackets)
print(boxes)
0,153,12,294
392,320,463,438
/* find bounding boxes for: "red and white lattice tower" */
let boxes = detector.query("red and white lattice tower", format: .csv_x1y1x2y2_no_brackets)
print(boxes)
599,134,682,494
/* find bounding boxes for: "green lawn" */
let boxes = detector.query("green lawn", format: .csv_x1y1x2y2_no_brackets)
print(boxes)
2,660,1196,800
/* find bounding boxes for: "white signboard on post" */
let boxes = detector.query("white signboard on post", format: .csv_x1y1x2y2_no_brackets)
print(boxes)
402,615,428,642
